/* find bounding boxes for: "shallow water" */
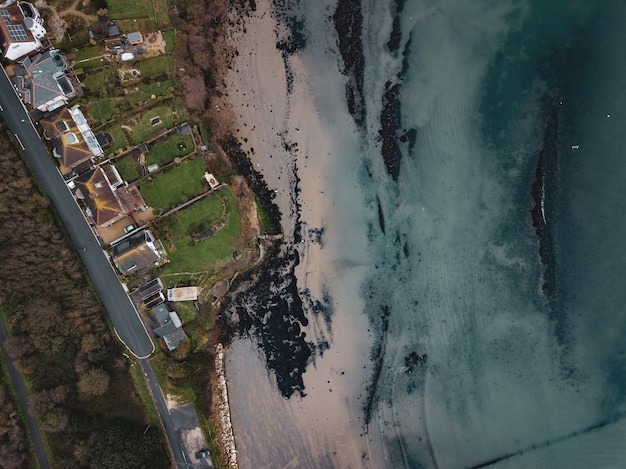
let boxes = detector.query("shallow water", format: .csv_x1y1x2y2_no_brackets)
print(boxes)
226,1,626,467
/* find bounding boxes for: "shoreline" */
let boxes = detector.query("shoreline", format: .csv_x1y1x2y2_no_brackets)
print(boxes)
219,0,381,466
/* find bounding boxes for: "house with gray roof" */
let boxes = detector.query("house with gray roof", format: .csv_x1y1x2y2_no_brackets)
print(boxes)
151,303,186,351
13,49,77,112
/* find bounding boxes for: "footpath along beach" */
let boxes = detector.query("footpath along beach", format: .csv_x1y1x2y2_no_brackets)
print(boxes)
218,0,386,467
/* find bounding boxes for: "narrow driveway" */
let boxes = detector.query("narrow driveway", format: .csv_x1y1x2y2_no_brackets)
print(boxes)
0,66,154,359
0,316,50,469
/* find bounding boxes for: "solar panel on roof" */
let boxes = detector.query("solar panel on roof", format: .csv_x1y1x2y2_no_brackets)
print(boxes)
8,24,28,41
1,11,29,41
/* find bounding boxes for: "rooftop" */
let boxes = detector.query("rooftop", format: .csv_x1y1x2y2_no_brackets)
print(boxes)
75,164,145,226
14,50,75,112
167,287,199,302
112,229,162,274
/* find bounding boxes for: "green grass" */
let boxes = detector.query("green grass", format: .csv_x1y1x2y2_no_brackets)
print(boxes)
107,0,153,19
137,55,172,78
140,157,206,213
155,0,170,24
108,125,130,155
163,29,176,53
130,104,178,144
129,361,161,426
125,80,175,105
82,69,114,92
86,98,120,121
74,45,103,62
146,134,194,167
158,188,242,275
173,301,197,324
114,156,141,182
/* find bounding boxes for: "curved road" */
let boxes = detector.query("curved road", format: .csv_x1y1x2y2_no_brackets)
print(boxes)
0,67,154,359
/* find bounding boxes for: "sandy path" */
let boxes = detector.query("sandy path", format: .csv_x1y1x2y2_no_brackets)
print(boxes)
223,1,384,467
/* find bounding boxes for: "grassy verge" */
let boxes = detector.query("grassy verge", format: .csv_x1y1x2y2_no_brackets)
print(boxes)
129,360,161,426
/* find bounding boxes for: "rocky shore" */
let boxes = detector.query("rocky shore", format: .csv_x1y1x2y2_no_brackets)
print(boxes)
215,344,237,468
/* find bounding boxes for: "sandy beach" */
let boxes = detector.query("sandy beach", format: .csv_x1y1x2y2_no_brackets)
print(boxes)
221,0,385,467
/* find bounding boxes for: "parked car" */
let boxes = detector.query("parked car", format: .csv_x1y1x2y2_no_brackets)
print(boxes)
195,449,211,460
123,224,136,234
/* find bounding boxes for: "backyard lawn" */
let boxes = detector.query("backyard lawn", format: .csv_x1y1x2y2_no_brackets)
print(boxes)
137,55,173,77
114,155,141,182
107,0,153,19
83,69,115,93
140,157,206,213
157,188,242,276
130,104,179,144
75,45,102,61
108,125,130,155
155,0,170,23
164,29,176,53
85,98,120,121
125,80,175,105
146,134,194,166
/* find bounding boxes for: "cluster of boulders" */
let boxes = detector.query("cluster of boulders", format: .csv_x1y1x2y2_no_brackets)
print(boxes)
215,344,238,468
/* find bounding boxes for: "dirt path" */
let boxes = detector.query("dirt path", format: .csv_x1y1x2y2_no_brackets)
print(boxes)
58,0,98,23
33,0,66,42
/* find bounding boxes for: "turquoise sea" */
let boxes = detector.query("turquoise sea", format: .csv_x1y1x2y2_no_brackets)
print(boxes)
227,1,626,467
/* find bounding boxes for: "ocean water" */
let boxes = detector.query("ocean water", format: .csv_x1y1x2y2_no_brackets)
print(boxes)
226,0,626,468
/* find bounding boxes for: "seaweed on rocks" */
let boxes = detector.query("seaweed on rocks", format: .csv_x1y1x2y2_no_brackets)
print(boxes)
219,134,315,397
221,136,283,235
363,305,391,427
379,81,402,180
333,0,366,125
223,243,312,398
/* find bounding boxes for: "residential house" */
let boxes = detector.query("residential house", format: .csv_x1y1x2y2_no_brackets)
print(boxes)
111,229,165,275
0,0,47,61
40,106,103,171
74,164,147,227
151,303,186,351
13,49,77,112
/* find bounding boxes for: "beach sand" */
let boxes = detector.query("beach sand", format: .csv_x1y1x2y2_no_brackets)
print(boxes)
222,1,385,467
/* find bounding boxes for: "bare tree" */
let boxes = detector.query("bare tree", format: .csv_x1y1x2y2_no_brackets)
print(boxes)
77,368,110,397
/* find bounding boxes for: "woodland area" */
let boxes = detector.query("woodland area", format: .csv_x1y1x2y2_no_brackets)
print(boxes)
0,129,167,468
0,382,32,469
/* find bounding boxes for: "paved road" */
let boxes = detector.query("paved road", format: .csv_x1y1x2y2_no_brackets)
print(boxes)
0,316,50,469
140,359,192,468
0,66,154,359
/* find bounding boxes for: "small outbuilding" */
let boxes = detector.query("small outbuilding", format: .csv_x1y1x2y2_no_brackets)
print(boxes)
126,31,143,45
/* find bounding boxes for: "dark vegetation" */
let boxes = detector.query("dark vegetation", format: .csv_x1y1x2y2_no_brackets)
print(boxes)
221,136,282,235
0,130,167,468
0,381,33,469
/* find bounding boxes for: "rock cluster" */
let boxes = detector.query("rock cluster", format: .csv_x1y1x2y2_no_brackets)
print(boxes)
215,343,238,468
